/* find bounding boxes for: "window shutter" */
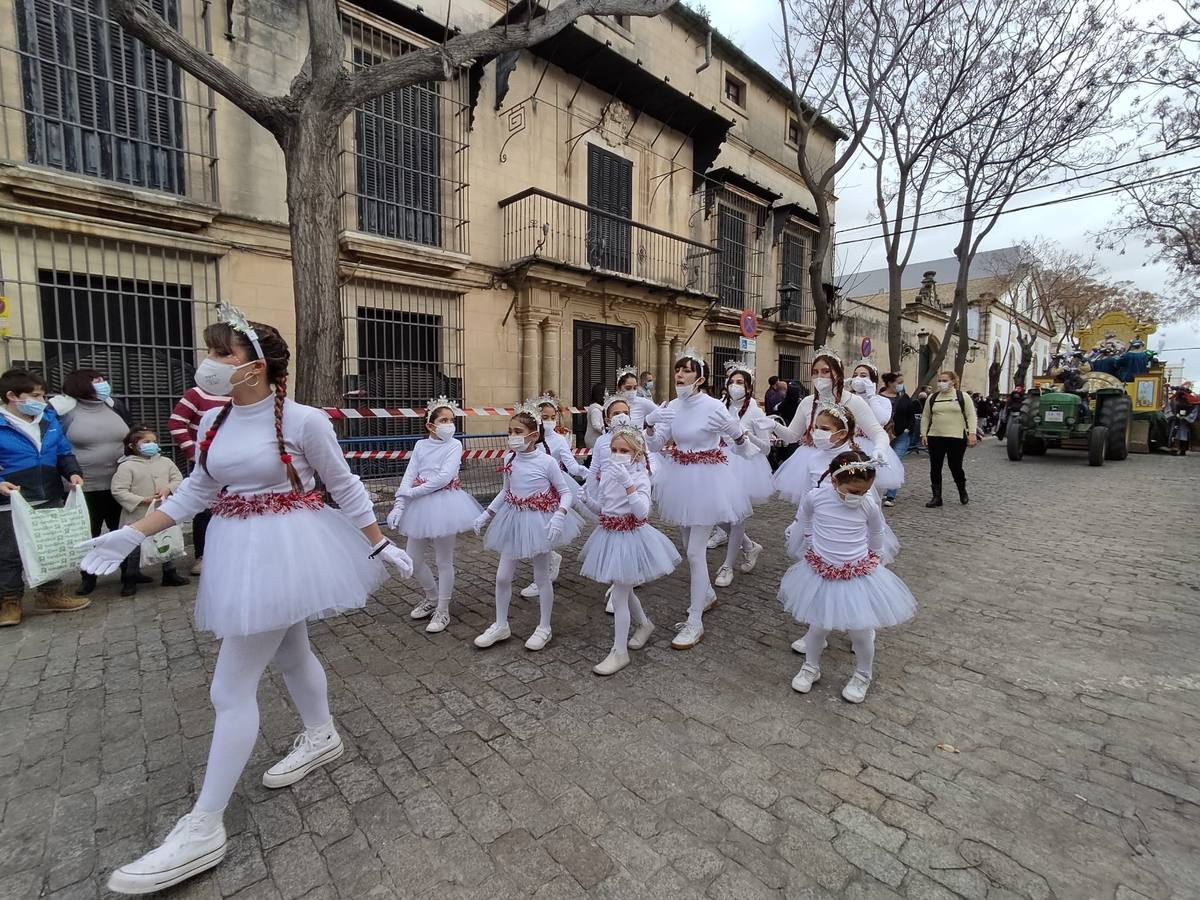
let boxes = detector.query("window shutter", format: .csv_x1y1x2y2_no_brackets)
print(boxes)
718,205,747,308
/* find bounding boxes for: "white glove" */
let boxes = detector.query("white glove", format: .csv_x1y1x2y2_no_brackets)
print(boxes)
733,436,762,458
473,511,492,536
395,485,414,500
386,498,406,530
78,526,145,575
646,405,674,427
371,539,413,579
753,418,777,434
546,509,567,544
785,522,795,546
608,461,633,488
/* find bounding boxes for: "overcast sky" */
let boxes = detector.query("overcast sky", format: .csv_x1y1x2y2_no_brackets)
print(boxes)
701,0,1200,380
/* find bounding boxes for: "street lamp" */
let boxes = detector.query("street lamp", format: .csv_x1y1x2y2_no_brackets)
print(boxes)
761,282,802,320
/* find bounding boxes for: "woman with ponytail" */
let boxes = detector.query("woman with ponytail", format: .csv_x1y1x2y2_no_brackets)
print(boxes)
78,307,413,895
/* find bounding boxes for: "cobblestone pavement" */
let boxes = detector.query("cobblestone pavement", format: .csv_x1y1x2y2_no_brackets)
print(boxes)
2,440,1198,900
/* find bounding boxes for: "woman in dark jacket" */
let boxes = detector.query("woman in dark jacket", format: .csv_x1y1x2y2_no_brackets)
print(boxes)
770,382,805,470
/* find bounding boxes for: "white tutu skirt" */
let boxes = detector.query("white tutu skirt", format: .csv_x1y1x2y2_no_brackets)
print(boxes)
787,526,899,566
728,450,776,505
484,504,584,560
773,445,823,502
854,436,904,491
779,558,916,631
197,507,386,638
654,456,752,526
579,523,681,584
397,488,483,539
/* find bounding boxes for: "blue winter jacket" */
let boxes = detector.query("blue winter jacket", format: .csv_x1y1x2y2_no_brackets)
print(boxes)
0,409,83,508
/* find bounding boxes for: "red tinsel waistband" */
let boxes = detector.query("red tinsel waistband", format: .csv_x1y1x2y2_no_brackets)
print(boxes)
669,447,728,465
599,513,646,532
212,489,326,519
804,548,880,581
504,487,561,512
414,477,463,491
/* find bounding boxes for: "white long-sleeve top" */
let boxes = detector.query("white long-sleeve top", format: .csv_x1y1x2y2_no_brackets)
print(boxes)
582,460,652,521
726,396,772,454
646,391,749,455
397,436,464,497
628,395,659,429
544,429,588,479
850,385,894,428
795,482,885,564
487,447,576,514
776,390,888,448
158,394,375,528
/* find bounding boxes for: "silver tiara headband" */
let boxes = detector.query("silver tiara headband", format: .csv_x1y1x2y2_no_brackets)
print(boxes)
812,345,842,367
851,358,878,378
815,402,849,425
615,364,638,381
833,454,887,478
609,425,646,452
602,391,629,414
425,395,463,422
725,359,755,380
216,303,264,360
529,393,560,412
512,399,542,418
676,347,706,369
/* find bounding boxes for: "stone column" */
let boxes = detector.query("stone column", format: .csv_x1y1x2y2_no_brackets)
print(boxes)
656,333,673,404
540,311,563,399
517,309,542,401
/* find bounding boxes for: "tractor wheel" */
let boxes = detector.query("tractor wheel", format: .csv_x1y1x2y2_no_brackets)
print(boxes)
1019,396,1039,430
1098,394,1132,460
1025,438,1048,456
1088,425,1108,466
1007,421,1024,461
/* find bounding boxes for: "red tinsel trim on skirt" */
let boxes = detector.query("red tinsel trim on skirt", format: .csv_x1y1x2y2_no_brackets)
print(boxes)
804,548,880,581
504,487,561,512
212,489,326,519
669,447,728,465
598,513,646,532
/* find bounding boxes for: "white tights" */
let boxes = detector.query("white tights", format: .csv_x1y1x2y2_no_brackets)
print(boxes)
803,627,876,678
608,582,648,654
407,535,457,612
496,551,553,631
195,622,329,814
721,521,751,570
682,526,713,626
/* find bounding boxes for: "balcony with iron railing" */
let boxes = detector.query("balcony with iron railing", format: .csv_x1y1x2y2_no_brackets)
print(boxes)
499,188,718,297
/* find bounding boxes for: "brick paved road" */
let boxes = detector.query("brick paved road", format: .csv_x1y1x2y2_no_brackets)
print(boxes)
2,441,1198,900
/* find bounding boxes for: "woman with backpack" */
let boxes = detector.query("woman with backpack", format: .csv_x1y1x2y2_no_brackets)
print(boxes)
920,371,977,507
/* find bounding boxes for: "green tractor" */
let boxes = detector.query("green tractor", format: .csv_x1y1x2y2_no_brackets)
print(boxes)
1007,372,1132,466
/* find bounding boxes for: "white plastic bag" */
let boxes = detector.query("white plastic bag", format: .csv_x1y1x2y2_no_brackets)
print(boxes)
11,489,91,587
139,500,186,567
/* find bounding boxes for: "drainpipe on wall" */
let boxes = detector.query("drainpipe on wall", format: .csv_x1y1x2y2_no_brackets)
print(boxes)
696,31,712,74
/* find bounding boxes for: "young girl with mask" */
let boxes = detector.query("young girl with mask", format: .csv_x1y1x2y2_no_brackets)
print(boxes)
109,426,188,597
709,363,774,589
616,366,659,428
473,407,581,651
80,307,413,895
772,348,902,500
584,393,642,616
580,426,679,674
387,398,482,634
645,350,760,650
848,359,894,431
780,450,915,704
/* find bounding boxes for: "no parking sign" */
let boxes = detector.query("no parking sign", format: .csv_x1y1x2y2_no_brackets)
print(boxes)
861,337,872,358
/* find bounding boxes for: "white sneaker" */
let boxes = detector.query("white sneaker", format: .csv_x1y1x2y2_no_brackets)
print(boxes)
605,587,614,615
790,635,829,654
704,586,718,612
525,626,552,651
519,582,540,598
791,664,821,693
593,650,630,676
410,599,437,620
707,527,728,549
474,622,511,648
262,722,344,788
671,621,704,650
425,610,450,634
628,619,655,650
107,813,227,895
714,565,734,588
842,672,872,704
739,540,763,573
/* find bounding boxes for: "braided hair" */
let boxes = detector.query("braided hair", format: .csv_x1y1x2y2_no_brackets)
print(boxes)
506,410,550,467
198,319,302,492
721,369,754,419
816,449,875,488
805,353,846,437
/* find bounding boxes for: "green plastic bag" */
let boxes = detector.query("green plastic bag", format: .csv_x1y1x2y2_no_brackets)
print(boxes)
10,489,91,587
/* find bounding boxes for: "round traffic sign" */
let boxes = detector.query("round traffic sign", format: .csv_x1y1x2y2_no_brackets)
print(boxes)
740,310,759,339
861,337,872,358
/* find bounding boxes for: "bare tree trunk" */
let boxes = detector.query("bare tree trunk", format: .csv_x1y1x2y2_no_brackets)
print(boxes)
282,116,344,407
987,359,1002,396
887,267,903,372
810,221,832,348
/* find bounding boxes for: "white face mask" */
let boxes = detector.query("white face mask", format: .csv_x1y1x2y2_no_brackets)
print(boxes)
434,423,455,441
727,384,746,402
937,381,953,392
851,376,872,394
813,376,834,398
810,428,837,450
838,489,866,507
675,382,695,399
609,452,631,467
609,413,631,428
195,358,253,395
621,389,638,401
507,434,530,451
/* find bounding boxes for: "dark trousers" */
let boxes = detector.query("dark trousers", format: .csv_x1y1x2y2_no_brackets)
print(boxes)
0,505,64,597
121,547,177,582
85,489,122,538
927,436,967,492
193,509,211,559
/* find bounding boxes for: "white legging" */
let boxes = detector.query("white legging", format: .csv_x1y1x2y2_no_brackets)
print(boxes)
802,627,876,678
195,622,329,813
721,520,751,570
407,535,457,611
682,526,713,626
608,582,648,654
495,551,554,631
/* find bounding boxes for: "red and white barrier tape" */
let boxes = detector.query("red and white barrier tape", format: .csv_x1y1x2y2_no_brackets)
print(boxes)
344,447,593,460
325,405,587,419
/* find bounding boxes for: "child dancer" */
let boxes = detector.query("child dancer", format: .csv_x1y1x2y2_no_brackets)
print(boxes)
579,426,679,674
584,393,638,616
474,405,581,651
79,307,412,894
519,395,589,599
711,362,774,588
387,397,482,634
849,358,895,431
780,451,915,703
616,365,659,428
109,425,189,597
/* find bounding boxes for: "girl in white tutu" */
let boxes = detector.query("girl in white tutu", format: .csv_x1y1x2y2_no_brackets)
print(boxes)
78,308,413,895
645,349,760,650
579,426,679,675
849,359,895,432
772,347,902,498
781,450,915,704
387,397,483,635
473,406,581,652
710,362,775,589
